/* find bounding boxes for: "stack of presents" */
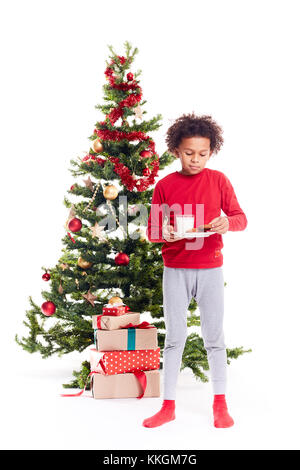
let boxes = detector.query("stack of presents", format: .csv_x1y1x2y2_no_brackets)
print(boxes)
89,296,161,399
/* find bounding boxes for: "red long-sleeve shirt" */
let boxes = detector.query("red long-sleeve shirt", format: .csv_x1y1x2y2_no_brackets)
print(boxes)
146,168,247,268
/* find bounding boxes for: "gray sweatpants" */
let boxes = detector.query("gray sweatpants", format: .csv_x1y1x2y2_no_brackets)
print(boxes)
162,266,227,399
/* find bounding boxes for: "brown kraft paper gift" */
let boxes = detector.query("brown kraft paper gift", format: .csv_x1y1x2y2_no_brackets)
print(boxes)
95,326,158,351
91,369,160,399
92,312,140,330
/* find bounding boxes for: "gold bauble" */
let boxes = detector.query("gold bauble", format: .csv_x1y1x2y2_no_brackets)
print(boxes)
103,184,118,200
77,256,93,269
108,296,123,305
92,139,103,153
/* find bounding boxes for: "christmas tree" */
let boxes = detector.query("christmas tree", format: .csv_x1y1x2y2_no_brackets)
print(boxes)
16,41,250,390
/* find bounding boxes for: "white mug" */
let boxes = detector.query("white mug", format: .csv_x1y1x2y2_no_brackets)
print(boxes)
176,215,194,235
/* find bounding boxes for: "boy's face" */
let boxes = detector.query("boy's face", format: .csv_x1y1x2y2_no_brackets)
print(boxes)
174,136,213,175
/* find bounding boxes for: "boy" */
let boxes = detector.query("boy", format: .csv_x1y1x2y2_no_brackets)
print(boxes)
144,113,247,428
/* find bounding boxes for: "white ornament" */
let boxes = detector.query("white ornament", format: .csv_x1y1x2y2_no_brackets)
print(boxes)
134,104,143,120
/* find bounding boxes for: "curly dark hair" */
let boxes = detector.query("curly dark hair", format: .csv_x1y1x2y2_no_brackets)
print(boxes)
165,112,224,156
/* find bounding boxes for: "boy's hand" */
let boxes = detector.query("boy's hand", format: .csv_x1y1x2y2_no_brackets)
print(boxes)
208,216,229,234
162,224,184,242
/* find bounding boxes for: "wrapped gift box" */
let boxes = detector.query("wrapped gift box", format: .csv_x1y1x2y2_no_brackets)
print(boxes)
90,347,160,375
92,312,140,330
91,369,160,399
95,326,158,351
102,305,127,316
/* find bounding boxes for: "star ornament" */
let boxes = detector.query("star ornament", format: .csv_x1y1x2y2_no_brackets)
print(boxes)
68,204,76,219
90,222,106,241
82,289,98,307
83,176,94,190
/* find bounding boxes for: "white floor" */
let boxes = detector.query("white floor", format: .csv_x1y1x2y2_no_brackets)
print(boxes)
2,346,298,451
2,0,300,453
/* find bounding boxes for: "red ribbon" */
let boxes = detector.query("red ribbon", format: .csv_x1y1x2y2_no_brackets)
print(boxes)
135,370,147,399
96,314,104,329
67,232,76,243
120,321,155,330
60,371,95,397
60,367,147,399
99,358,106,373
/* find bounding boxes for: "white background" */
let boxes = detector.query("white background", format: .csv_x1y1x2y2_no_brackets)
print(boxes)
1,0,300,450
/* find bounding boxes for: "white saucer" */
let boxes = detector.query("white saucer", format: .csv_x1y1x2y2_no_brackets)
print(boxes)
173,231,214,238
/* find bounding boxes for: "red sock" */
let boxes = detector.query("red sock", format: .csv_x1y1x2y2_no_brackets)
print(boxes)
142,399,176,428
213,394,234,428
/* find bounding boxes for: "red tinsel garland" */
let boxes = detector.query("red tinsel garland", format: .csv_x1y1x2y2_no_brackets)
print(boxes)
90,55,160,192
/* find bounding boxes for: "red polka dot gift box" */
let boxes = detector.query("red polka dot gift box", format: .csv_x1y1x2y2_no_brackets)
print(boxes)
89,347,160,375
102,304,129,316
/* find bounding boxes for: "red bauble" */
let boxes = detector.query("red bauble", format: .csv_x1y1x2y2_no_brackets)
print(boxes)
115,252,130,266
68,217,82,233
70,185,75,191
140,150,152,159
41,301,56,316
127,72,134,81
42,272,51,281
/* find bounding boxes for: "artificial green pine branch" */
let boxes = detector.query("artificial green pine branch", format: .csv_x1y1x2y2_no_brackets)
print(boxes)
62,361,91,390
